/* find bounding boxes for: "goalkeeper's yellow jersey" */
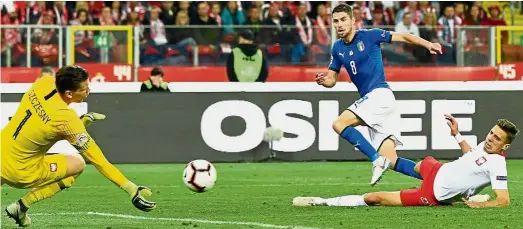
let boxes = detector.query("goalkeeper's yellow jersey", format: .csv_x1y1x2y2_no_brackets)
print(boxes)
1,76,128,187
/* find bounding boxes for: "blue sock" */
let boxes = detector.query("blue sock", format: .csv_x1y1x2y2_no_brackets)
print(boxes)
340,127,379,162
394,158,422,180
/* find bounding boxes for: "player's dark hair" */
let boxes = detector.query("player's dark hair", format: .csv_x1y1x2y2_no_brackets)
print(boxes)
331,3,353,19
55,65,89,94
497,119,519,144
151,67,164,77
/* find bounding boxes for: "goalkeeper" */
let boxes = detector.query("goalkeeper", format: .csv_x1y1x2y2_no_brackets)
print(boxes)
1,65,156,227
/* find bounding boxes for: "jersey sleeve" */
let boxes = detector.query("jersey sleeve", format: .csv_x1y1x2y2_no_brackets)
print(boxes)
368,28,392,44
58,114,129,188
328,43,341,73
487,156,508,190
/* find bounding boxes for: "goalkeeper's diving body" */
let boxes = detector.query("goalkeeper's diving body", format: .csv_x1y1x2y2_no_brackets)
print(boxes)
293,117,519,208
1,65,156,227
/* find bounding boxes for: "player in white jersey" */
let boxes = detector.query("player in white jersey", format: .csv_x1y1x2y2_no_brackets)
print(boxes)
293,116,519,208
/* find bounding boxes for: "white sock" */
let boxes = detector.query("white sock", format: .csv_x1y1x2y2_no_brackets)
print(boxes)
324,195,368,207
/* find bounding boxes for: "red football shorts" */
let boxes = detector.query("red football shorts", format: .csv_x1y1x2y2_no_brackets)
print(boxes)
400,156,445,206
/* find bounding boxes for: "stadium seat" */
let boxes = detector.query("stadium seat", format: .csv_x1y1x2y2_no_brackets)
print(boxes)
223,34,236,43
196,45,217,64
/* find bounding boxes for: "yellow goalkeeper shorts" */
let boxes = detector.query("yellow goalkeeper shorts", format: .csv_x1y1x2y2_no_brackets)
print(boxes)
2,154,68,189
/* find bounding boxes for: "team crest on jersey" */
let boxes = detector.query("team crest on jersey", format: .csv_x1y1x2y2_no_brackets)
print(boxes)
50,163,58,172
357,41,365,51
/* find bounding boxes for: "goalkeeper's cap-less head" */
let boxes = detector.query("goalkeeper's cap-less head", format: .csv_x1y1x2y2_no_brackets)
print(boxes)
55,65,89,94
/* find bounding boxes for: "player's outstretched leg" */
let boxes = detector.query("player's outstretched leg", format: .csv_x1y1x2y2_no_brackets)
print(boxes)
5,154,85,227
6,176,76,227
378,139,422,180
333,110,391,185
293,191,403,207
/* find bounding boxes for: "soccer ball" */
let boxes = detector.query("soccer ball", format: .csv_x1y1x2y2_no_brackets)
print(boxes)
183,159,217,193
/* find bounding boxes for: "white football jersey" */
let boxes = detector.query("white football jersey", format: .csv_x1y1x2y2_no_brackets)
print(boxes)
433,141,508,202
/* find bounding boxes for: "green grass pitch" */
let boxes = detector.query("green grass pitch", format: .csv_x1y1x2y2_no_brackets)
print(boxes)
2,161,522,229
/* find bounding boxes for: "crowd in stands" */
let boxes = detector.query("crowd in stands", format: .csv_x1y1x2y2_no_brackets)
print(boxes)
0,1,510,67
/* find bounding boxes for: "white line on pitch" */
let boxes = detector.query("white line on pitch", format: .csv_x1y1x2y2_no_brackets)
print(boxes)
2,182,417,190
31,212,330,229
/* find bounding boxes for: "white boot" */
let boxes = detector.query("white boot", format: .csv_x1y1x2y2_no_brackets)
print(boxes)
292,197,326,206
468,194,490,203
370,156,392,186
5,201,31,227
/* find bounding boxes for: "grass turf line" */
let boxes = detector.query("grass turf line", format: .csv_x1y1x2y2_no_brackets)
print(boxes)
2,162,522,229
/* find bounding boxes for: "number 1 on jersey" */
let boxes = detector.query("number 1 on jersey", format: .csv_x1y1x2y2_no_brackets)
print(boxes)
350,60,357,75
13,109,32,140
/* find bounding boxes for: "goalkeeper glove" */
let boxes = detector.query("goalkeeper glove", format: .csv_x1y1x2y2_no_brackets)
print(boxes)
80,112,106,128
131,186,157,212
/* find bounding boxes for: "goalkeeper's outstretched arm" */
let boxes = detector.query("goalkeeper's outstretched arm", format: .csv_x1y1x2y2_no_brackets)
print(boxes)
61,118,156,212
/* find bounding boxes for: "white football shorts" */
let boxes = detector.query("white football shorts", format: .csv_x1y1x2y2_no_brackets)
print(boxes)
347,87,402,150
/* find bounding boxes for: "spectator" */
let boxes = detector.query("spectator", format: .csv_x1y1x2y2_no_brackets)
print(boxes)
1,4,22,47
353,7,367,30
110,1,126,25
395,13,419,37
396,1,423,25
264,4,284,45
370,8,388,27
38,66,55,79
245,6,263,44
463,5,482,26
373,1,395,26
226,30,268,82
160,1,176,25
70,9,94,46
28,1,47,24
484,6,507,26
295,4,313,48
472,1,487,20
95,6,115,25
125,2,145,21
72,2,89,19
352,1,372,21
415,12,438,63
170,10,197,56
88,1,105,20
419,12,438,43
437,5,462,46
454,2,466,21
122,7,146,44
52,1,68,26
177,1,194,22
419,1,436,15
249,1,265,21
483,6,508,44
314,4,331,46
221,1,245,34
210,2,222,26
145,7,168,46
32,10,58,45
192,2,219,45
141,67,170,92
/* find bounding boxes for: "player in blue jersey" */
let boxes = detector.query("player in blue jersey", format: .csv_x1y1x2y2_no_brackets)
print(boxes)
315,4,442,186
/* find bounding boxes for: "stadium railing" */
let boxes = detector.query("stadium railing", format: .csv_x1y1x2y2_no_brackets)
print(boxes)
0,25,64,68
1,24,522,82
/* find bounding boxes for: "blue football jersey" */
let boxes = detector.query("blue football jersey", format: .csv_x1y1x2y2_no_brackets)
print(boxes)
328,28,392,97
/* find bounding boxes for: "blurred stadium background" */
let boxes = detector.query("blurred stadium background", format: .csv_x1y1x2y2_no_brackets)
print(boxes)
2,1,523,228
